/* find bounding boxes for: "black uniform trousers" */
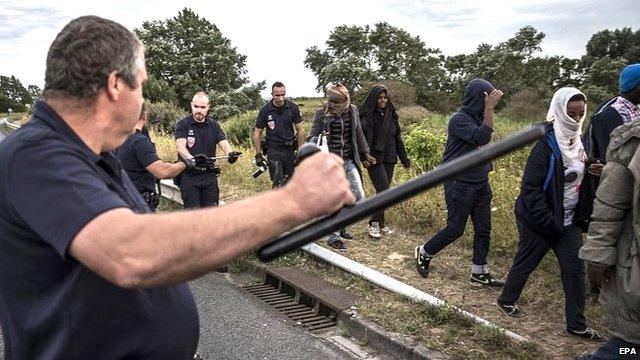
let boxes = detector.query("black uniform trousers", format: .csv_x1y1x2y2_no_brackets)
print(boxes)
422,179,492,266
179,170,219,208
498,221,586,332
267,143,296,187
366,162,395,226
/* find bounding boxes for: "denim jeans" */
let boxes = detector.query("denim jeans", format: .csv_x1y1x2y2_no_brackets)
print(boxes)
327,159,364,244
422,180,492,266
576,337,639,359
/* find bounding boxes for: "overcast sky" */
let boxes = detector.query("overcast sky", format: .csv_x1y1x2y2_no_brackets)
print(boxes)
1,0,638,98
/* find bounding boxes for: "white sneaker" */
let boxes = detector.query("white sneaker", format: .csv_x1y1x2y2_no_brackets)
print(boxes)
368,222,381,238
380,225,393,235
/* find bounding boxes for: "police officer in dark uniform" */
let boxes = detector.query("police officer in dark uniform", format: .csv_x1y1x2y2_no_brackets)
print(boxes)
175,91,241,208
253,82,304,187
116,103,186,211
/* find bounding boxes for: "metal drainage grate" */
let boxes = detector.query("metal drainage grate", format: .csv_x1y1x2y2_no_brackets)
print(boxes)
243,283,337,333
242,267,360,334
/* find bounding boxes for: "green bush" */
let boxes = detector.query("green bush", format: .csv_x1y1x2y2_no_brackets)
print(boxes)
403,125,447,173
223,110,258,148
146,101,186,132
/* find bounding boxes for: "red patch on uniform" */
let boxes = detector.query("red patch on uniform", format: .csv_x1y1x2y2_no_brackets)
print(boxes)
268,120,275,130
187,136,195,148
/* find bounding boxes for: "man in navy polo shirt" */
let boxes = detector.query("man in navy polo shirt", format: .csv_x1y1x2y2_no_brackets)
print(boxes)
253,81,304,187
175,92,242,208
0,16,355,359
116,102,186,211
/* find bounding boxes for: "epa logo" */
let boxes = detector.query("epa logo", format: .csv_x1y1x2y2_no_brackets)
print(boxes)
620,347,637,355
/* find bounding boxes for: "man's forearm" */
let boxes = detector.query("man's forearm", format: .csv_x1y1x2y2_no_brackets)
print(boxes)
483,107,494,129
176,140,192,160
296,131,304,148
254,129,262,154
71,187,306,288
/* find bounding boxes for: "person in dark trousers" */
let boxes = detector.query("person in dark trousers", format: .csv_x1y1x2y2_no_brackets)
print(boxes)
577,63,640,300
116,103,186,211
497,87,604,342
0,16,355,359
359,84,410,238
175,91,242,208
577,115,640,358
415,78,504,286
309,83,377,250
254,82,305,187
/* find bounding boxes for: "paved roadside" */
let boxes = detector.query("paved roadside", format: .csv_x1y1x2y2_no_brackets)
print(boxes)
0,271,377,360
191,271,369,360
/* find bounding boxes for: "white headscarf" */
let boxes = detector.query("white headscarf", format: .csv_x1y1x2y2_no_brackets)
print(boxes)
546,87,587,166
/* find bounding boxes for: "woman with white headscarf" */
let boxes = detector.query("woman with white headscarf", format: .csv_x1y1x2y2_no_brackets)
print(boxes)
496,88,604,342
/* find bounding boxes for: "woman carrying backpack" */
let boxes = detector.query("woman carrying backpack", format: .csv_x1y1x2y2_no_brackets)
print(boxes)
496,87,604,342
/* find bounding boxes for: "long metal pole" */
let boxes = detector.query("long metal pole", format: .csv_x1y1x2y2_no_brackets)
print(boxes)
258,124,544,261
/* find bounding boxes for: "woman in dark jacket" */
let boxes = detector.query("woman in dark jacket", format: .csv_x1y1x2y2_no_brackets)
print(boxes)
358,85,410,238
496,87,603,342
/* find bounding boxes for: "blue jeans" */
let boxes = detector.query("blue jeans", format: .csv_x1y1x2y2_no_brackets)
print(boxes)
422,180,492,266
327,160,364,244
576,337,639,359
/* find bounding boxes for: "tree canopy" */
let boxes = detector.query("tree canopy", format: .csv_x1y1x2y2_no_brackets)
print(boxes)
135,8,249,109
306,24,638,112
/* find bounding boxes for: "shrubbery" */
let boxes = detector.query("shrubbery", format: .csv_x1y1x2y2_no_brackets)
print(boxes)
352,80,417,108
403,125,447,173
223,110,258,148
501,89,547,122
146,101,186,132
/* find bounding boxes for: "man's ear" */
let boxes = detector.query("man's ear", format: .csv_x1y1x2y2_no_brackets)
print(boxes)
106,71,120,101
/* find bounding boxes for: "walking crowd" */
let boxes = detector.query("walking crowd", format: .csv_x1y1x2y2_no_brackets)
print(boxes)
0,14,638,359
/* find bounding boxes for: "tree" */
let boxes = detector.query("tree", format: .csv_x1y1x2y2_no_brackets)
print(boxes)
27,85,42,102
583,28,640,67
143,75,179,104
581,27,638,105
304,22,441,95
0,75,31,105
135,8,249,109
209,81,266,120
582,57,628,105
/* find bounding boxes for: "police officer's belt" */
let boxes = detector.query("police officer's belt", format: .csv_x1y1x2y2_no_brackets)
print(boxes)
268,140,296,150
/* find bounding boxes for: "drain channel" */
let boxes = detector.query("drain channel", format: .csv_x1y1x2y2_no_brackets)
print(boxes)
242,267,360,334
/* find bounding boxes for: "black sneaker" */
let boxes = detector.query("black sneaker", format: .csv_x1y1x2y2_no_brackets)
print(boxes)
328,239,347,250
415,246,431,278
496,300,525,318
567,327,606,342
470,273,505,287
339,229,354,240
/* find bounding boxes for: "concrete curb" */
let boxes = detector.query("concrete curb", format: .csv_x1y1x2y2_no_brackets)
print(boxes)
241,258,451,360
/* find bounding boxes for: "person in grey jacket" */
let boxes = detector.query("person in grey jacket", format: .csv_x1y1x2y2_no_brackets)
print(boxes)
577,118,640,359
309,83,376,250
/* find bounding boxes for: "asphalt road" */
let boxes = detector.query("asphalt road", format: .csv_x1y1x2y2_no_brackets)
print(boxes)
0,272,358,360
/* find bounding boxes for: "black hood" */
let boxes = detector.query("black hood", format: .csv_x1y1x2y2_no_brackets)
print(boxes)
358,84,395,116
460,78,495,119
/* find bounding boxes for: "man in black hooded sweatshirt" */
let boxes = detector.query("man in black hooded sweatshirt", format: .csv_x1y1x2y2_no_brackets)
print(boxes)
415,78,505,287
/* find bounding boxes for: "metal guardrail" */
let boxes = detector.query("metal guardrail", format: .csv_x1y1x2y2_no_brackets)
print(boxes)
5,121,19,131
159,179,184,206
